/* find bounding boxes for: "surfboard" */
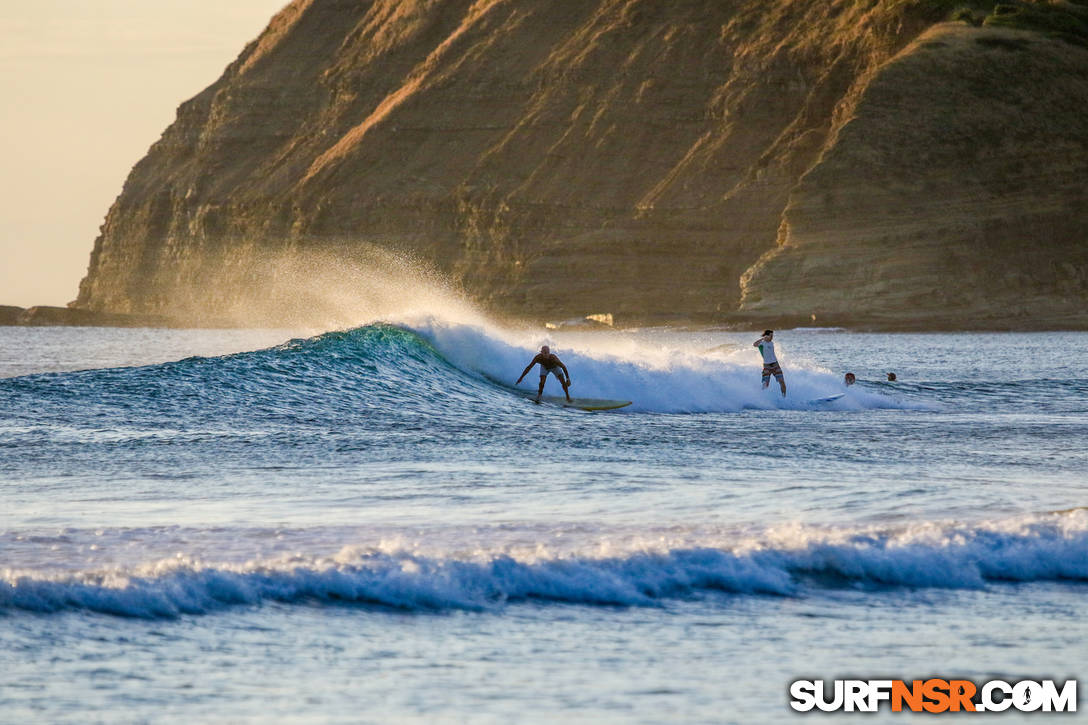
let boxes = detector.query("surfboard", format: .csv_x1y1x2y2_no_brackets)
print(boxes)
522,393,632,411
490,372,632,411
807,393,846,404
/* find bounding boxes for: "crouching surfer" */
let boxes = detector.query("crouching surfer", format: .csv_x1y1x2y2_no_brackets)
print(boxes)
516,345,572,403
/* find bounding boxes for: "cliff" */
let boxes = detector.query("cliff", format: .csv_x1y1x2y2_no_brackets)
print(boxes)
74,0,1088,328
0,306,176,327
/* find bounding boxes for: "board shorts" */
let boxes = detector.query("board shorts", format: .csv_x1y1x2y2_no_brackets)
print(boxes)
762,361,784,380
540,367,565,382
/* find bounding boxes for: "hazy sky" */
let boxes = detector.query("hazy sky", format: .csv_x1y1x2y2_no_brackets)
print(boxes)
0,0,287,307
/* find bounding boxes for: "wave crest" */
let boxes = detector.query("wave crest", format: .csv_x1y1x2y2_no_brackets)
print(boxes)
4,513,1085,619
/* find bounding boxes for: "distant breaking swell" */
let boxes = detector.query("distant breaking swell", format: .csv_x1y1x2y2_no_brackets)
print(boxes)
3,515,1086,618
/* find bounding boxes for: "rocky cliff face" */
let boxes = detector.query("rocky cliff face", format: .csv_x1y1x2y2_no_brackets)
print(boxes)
739,21,1088,328
75,0,1088,328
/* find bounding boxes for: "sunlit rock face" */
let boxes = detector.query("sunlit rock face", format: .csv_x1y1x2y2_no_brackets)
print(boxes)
74,0,1088,328
739,23,1088,329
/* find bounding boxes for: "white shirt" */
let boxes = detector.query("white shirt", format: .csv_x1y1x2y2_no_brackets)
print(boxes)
758,339,777,364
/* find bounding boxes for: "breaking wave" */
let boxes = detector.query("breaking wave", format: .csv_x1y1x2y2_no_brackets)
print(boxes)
4,511,1085,619
1,319,912,416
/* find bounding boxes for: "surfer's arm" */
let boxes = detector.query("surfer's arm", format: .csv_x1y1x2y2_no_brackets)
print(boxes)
516,357,539,383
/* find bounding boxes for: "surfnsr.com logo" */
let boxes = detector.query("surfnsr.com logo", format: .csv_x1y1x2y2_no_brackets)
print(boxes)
789,679,1077,713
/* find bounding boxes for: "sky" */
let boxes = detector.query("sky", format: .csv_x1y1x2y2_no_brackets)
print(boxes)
0,0,288,308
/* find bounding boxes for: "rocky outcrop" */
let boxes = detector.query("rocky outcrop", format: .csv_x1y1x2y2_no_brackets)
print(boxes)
0,306,177,327
74,0,1088,328
0,306,24,326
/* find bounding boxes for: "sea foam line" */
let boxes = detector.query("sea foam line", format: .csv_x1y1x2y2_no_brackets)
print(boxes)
3,514,1086,618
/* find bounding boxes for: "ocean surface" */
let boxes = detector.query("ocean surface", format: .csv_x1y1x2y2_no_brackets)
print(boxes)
1,318,1086,723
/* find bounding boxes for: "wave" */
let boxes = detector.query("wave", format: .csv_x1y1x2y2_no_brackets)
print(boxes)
406,317,911,412
4,511,1085,619
0,318,914,417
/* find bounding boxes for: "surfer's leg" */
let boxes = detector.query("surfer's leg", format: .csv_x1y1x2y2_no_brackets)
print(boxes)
561,376,571,402
771,363,786,396
761,367,770,389
536,375,546,402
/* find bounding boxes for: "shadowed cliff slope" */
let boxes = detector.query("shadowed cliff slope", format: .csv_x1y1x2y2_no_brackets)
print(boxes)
75,0,1088,328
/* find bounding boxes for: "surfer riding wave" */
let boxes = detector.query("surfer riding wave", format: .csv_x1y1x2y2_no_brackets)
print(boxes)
754,330,787,397
517,346,572,403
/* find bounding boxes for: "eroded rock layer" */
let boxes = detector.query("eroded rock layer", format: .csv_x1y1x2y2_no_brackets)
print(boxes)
74,0,1088,328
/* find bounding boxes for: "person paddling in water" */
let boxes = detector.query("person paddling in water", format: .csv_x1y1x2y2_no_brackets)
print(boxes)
754,330,787,397
516,345,572,403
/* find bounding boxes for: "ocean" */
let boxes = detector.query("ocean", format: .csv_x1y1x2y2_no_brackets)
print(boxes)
1,318,1085,723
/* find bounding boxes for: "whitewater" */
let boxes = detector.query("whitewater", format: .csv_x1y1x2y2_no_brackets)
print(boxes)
2,316,1086,723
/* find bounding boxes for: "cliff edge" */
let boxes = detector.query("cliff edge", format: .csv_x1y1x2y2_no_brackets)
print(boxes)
74,0,1088,328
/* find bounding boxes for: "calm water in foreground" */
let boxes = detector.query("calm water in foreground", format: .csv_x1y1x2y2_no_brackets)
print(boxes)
1,321,1085,723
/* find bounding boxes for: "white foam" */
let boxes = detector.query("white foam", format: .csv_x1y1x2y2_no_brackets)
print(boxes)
403,316,907,413
4,511,1085,618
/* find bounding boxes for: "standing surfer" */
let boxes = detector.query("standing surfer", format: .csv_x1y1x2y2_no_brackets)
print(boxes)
754,330,787,397
517,345,572,403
